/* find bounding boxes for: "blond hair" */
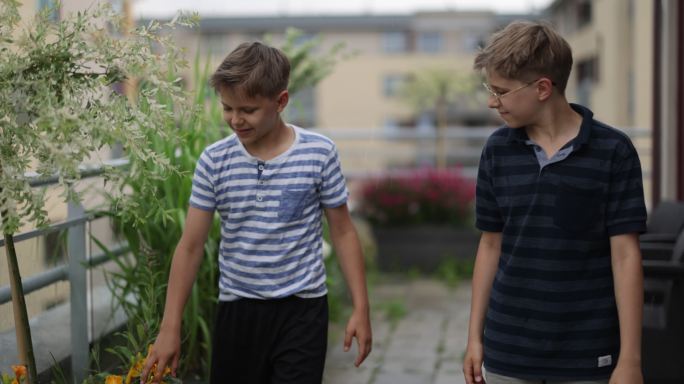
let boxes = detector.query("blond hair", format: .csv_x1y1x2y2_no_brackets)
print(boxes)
210,41,290,98
474,20,573,94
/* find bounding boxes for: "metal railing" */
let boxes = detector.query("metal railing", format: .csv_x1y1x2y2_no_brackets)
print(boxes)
0,159,130,384
316,126,652,180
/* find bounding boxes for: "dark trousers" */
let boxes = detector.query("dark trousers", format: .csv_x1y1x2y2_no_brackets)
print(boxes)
210,295,328,384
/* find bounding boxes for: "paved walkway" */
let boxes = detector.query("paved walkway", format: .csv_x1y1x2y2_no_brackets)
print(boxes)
324,278,471,384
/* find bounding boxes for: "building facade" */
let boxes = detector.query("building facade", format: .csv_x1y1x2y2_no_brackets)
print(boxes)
174,11,515,130
547,0,683,204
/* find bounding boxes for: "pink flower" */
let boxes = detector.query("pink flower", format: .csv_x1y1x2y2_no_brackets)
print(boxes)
359,167,475,227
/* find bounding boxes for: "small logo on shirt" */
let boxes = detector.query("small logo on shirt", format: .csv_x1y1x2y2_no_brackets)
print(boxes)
598,355,612,367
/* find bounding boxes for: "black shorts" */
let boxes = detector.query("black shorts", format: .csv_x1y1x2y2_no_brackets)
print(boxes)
210,295,328,384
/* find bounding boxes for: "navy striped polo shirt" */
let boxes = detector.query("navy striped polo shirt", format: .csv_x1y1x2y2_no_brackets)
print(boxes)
190,125,348,301
475,104,646,380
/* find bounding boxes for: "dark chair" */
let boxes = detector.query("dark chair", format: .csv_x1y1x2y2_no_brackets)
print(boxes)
642,230,684,383
640,201,684,261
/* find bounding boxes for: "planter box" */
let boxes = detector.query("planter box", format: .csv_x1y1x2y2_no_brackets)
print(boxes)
372,225,480,272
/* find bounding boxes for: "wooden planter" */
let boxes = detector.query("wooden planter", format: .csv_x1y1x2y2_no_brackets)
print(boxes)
372,225,480,272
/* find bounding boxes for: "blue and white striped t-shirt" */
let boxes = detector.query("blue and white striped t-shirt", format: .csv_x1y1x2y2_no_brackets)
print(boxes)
189,125,348,301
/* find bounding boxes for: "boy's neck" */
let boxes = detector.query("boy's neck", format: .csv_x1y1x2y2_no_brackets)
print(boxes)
525,98,582,145
523,98,583,159
244,120,295,161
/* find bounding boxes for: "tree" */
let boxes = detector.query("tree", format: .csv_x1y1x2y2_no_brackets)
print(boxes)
398,68,480,169
0,1,197,381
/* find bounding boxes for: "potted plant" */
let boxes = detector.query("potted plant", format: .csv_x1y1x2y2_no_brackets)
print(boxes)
358,167,478,272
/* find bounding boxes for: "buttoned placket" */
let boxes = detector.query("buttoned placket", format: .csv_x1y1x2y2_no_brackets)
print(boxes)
256,161,266,202
526,141,573,176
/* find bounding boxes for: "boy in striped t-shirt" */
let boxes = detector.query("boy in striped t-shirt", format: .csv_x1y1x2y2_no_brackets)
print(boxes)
142,42,372,384
463,21,646,384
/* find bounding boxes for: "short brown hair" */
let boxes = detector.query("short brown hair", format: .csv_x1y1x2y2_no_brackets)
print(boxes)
474,20,573,94
210,41,290,98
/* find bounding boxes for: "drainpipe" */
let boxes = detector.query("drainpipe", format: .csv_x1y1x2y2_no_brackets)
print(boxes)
677,0,684,201
652,0,661,206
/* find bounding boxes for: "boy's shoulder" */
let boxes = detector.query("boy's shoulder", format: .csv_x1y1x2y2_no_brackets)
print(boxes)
291,126,341,159
589,118,632,141
294,126,336,148
483,126,515,149
200,134,240,160
567,103,632,147
585,117,639,158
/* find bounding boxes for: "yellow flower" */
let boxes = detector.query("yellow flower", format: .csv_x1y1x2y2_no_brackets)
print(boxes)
123,345,173,384
125,354,144,384
105,375,123,384
11,379,19,384
10,365,26,381
162,366,172,376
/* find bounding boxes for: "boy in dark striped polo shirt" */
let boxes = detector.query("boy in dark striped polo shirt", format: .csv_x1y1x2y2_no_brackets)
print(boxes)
463,21,647,384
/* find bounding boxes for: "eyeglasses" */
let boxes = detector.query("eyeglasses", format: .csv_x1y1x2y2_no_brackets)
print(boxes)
482,78,553,103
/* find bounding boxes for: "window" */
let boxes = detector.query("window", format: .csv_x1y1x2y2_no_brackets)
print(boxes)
108,0,124,13
37,0,60,22
577,0,592,28
416,112,434,132
383,32,408,53
383,74,407,97
577,57,599,84
204,34,228,56
417,32,443,54
383,118,399,131
291,33,318,53
462,34,483,53
285,87,317,128
294,33,316,47
576,57,599,107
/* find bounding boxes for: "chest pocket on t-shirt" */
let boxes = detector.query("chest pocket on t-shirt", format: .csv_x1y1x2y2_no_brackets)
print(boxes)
554,182,602,232
279,188,314,221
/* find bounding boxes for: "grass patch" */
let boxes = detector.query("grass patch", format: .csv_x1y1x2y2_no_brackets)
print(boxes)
376,299,408,326
434,257,475,287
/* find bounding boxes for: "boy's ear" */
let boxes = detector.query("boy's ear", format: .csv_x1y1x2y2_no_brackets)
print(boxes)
276,90,289,112
537,78,554,101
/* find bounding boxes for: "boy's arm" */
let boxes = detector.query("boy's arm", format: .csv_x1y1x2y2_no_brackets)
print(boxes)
464,231,502,384
324,204,372,367
609,233,644,384
141,207,215,384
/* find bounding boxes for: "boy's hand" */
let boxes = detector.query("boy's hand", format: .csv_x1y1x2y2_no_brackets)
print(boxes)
463,340,485,384
609,360,643,384
344,308,372,367
140,329,181,384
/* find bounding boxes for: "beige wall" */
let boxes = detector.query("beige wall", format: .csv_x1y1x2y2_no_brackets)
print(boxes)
318,54,477,129
632,0,654,130
551,0,652,129
18,1,36,22
548,0,653,205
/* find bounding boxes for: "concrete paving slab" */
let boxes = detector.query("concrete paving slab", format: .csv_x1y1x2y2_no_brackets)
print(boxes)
324,278,472,384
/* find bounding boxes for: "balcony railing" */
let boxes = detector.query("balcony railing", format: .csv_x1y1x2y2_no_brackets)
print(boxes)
318,126,651,181
0,159,129,384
